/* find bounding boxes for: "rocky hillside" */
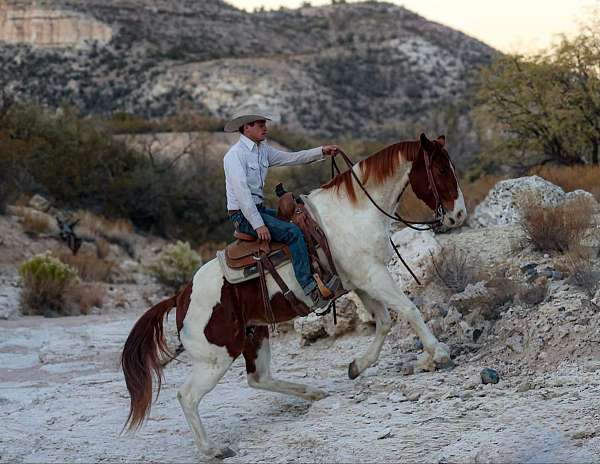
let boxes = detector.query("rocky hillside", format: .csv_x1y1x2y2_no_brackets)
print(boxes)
0,0,495,162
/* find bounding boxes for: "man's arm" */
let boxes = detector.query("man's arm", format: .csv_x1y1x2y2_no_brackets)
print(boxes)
266,144,340,167
223,154,265,231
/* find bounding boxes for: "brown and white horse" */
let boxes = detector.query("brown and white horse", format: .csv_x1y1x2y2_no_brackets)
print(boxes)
121,133,466,459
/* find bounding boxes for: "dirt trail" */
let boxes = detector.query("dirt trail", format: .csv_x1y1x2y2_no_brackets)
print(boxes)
1,309,599,463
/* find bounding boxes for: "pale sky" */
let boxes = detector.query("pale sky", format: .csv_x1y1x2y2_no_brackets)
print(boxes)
226,0,599,53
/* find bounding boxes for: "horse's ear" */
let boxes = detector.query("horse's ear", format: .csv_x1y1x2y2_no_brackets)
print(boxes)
436,135,446,147
420,133,432,150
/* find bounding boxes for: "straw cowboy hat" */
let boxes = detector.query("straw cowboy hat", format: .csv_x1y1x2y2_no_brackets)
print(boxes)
223,109,275,132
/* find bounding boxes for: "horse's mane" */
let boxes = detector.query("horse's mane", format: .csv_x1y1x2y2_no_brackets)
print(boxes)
322,141,420,203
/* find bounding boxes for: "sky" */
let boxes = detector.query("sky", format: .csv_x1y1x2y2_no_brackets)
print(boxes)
226,0,599,53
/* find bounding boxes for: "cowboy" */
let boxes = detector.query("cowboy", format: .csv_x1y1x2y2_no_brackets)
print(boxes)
223,110,340,309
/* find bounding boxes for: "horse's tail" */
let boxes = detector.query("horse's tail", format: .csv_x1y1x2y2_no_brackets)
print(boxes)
121,294,177,432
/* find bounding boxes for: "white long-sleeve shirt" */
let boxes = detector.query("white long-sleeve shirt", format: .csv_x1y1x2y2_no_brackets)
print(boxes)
223,134,324,230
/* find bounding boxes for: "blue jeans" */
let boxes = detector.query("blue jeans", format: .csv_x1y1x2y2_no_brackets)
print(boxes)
230,205,316,295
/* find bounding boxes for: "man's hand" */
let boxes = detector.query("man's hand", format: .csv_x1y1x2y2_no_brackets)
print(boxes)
322,145,340,157
256,225,271,242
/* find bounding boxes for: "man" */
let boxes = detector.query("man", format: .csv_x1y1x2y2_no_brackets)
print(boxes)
223,110,340,309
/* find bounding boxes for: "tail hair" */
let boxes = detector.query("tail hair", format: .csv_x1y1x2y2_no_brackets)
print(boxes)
120,295,177,432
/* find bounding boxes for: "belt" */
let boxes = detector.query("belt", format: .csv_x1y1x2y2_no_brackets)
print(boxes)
228,204,263,216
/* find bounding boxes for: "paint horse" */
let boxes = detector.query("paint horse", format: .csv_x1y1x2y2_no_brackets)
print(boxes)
121,133,466,459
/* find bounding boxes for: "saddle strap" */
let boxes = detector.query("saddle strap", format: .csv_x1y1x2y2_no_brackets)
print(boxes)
256,256,276,330
261,253,311,317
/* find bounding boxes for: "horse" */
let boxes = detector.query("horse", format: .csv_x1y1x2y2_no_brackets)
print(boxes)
121,133,466,459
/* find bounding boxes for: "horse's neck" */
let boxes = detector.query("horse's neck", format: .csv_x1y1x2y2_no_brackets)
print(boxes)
352,159,412,216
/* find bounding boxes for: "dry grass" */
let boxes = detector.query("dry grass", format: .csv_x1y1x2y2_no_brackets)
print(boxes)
20,276,68,315
430,245,486,294
95,238,111,259
531,165,600,200
65,283,105,314
76,210,134,237
517,192,595,253
22,210,55,235
56,250,114,282
557,247,600,298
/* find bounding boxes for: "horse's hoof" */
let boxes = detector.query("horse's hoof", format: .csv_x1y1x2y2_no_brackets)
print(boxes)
214,447,236,460
348,360,360,380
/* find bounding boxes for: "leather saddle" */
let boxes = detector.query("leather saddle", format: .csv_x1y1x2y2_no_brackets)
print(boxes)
225,230,291,276
222,187,348,323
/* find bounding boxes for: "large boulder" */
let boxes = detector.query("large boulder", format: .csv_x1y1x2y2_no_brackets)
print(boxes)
388,227,441,289
469,176,599,228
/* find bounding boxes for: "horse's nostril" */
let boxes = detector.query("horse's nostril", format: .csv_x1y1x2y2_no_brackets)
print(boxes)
448,217,456,225
457,211,464,220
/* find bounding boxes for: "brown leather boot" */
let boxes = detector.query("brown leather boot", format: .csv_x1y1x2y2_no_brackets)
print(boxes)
309,275,341,310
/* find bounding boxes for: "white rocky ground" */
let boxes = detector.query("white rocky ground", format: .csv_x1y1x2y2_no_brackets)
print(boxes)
1,176,600,463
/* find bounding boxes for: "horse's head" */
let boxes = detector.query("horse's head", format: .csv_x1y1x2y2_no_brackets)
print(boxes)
408,133,466,228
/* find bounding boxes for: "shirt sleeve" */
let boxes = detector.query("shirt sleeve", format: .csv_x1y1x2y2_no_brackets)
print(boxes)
223,153,265,230
266,144,324,167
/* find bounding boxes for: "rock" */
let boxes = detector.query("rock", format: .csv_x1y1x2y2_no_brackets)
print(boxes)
28,194,52,212
480,368,499,385
592,289,600,307
506,334,524,353
469,176,567,228
516,381,532,393
0,286,21,320
294,313,328,343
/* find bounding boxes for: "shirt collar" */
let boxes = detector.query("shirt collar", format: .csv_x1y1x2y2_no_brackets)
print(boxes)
239,134,258,152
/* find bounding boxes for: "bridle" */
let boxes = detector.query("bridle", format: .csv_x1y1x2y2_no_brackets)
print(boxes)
330,145,459,284
331,145,456,231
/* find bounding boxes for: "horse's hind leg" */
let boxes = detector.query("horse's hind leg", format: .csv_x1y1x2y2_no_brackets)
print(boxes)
243,326,327,401
177,355,236,459
348,289,392,379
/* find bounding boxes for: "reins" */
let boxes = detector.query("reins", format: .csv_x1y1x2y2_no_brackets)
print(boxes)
329,147,448,285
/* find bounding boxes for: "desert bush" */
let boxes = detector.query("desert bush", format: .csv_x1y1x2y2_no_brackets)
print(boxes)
56,250,114,282
517,192,595,253
149,241,202,292
430,245,486,293
65,282,105,314
19,252,78,315
559,248,600,297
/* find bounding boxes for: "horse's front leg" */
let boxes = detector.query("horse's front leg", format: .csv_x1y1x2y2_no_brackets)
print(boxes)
350,267,450,378
348,289,392,379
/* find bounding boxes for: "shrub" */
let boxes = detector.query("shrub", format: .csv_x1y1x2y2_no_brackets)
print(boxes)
19,252,78,315
149,241,202,292
65,282,105,314
56,250,114,282
430,245,485,293
559,248,600,298
517,192,595,253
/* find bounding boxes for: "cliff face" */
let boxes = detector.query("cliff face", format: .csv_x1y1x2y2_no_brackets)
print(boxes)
0,0,498,167
0,4,112,48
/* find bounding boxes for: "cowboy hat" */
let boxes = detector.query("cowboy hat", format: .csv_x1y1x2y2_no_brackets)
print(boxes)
223,110,274,132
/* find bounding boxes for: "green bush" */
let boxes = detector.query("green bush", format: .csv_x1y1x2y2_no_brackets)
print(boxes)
149,241,202,292
19,252,78,315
